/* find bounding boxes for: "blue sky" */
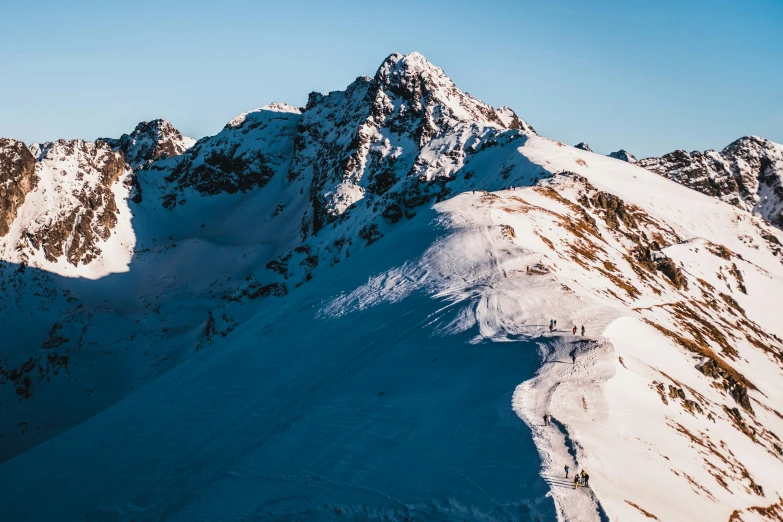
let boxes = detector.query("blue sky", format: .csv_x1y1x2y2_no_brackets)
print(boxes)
1,0,781,157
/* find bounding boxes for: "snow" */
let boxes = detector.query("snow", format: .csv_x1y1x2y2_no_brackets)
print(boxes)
2,52,783,522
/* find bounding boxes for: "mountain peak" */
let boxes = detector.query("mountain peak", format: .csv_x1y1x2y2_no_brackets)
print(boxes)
609,149,638,163
102,119,195,171
374,51,453,93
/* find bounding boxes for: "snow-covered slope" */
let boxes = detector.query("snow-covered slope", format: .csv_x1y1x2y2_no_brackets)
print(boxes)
637,137,783,229
1,53,783,522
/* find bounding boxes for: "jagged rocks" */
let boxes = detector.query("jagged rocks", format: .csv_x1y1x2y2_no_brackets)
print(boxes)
639,136,783,228
590,191,637,229
101,119,195,172
609,149,637,163
575,142,592,152
289,52,534,234
0,139,38,236
154,104,301,207
655,255,688,290
699,358,753,414
14,140,129,266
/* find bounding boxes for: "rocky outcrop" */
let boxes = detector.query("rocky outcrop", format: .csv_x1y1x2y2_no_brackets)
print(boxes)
575,142,592,152
148,104,301,209
101,119,195,172
609,149,637,163
638,136,783,228
17,140,128,265
288,52,536,234
0,139,38,236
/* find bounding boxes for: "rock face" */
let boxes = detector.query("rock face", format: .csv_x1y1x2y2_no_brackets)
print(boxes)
149,103,301,209
288,51,536,233
575,142,592,152
0,120,196,268
0,139,38,236
638,136,783,228
609,149,637,163
101,119,196,171
18,140,129,266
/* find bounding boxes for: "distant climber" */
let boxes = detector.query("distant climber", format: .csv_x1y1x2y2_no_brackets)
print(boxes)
584,471,590,488
572,326,577,335
553,319,557,328
565,465,570,478
571,352,576,364
549,319,554,332
581,325,585,336
543,413,550,426
574,475,580,489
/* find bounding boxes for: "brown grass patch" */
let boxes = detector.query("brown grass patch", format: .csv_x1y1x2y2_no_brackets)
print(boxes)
644,320,755,391
535,231,555,250
624,500,659,520
668,302,739,358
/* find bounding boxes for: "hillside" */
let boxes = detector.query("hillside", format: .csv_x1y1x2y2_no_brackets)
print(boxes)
1,53,783,521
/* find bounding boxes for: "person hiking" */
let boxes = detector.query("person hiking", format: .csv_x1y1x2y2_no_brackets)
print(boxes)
583,471,590,488
571,352,576,364
581,325,585,336
574,475,580,489
543,414,550,426
553,319,557,328
580,470,587,486
564,465,570,478
572,326,577,335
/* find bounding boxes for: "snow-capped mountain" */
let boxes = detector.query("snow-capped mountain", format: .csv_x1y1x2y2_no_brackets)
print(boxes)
637,136,783,228
1,52,783,522
101,118,196,172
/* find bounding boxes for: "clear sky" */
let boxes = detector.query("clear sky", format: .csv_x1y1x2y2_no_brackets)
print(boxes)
1,0,781,157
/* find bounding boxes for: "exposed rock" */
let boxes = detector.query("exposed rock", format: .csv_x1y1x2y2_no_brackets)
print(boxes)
289,52,536,234
699,358,753,414
590,191,637,229
0,139,38,236
14,140,128,266
638,136,783,228
609,149,638,163
575,142,592,152
655,255,688,290
101,119,195,171
150,104,301,206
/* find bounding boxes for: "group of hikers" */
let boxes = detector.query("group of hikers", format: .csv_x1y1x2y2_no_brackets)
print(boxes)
548,319,586,337
542,416,593,490
564,466,590,488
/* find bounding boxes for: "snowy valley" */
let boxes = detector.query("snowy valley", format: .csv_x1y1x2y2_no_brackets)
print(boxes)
1,52,783,521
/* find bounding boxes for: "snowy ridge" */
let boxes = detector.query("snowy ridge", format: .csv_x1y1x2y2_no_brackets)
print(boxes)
0,52,782,521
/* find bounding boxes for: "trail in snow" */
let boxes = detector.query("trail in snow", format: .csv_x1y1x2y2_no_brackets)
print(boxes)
513,335,616,522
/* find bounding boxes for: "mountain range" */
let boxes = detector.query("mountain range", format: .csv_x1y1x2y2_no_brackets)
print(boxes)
1,52,783,521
